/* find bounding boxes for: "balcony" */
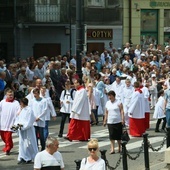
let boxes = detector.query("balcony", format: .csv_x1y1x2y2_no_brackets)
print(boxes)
0,1,69,24
34,4,60,22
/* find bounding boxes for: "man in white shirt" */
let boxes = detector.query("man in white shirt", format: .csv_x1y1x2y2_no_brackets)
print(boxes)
122,55,132,69
34,136,64,170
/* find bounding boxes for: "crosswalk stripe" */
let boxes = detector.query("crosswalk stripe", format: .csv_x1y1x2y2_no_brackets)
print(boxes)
0,121,166,159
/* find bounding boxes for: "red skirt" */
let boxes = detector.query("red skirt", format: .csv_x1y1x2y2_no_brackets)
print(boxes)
129,117,146,137
145,112,150,130
67,119,90,141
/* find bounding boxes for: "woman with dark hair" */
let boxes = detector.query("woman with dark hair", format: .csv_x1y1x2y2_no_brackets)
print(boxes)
103,90,124,154
14,98,38,164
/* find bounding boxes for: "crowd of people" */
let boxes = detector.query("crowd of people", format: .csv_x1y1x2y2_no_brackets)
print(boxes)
0,42,170,169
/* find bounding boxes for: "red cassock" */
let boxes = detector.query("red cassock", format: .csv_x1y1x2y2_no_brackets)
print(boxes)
145,112,150,130
67,119,90,141
128,88,146,137
129,118,146,137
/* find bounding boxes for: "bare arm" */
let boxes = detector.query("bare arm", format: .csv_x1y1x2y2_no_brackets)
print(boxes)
119,103,125,125
103,109,108,126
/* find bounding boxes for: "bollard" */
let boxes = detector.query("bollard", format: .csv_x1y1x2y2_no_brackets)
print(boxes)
74,159,81,170
100,150,107,170
166,128,170,148
121,141,128,170
143,133,150,170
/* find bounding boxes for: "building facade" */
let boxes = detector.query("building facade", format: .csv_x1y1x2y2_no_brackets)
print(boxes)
123,0,170,49
0,0,123,61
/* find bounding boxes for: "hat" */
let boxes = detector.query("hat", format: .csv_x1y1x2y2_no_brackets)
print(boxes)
118,47,122,51
141,53,145,57
91,60,95,63
151,74,156,78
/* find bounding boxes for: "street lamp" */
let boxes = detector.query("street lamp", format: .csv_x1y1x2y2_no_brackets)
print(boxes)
76,0,84,79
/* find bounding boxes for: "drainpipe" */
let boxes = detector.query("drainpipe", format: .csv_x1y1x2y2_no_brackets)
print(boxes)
129,0,132,46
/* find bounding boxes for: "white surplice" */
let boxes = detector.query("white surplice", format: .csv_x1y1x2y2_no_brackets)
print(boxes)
0,99,20,131
153,96,166,119
14,106,38,161
141,86,150,113
110,81,124,102
31,98,48,127
128,91,145,119
70,88,91,120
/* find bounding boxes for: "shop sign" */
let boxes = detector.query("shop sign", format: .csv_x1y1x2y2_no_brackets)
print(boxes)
87,29,113,39
150,1,170,7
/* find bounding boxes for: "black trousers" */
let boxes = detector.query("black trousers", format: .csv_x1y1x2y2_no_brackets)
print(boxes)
59,113,70,135
155,117,166,130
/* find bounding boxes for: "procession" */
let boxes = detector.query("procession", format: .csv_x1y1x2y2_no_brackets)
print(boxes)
0,42,170,169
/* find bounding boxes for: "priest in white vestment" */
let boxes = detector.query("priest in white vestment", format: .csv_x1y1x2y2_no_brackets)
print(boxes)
66,79,91,141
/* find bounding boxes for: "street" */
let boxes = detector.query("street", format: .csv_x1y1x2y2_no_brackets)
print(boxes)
0,114,167,170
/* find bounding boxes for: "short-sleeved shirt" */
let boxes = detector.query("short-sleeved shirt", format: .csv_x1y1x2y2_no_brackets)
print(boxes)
105,99,122,124
165,89,170,109
34,150,64,169
80,157,105,170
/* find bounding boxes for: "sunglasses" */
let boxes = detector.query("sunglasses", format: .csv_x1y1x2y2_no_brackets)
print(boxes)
88,148,97,151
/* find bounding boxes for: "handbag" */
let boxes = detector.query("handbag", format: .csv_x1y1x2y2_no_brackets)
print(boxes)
121,126,130,143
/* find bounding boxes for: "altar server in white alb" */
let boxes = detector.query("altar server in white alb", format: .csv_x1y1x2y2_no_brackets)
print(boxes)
0,89,20,155
110,76,124,102
66,79,91,141
32,88,48,151
121,79,134,126
40,86,56,141
138,78,150,130
14,98,38,164
128,82,145,137
153,90,166,132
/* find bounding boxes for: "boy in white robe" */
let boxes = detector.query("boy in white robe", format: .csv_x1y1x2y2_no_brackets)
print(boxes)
14,98,38,164
31,88,48,151
0,89,20,155
40,86,56,141
153,90,166,132
121,79,134,126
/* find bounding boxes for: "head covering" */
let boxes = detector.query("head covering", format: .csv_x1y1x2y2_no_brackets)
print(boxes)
151,74,156,78
91,60,95,63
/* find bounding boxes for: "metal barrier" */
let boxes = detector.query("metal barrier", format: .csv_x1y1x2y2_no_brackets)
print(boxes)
74,159,81,170
100,149,122,170
74,133,167,170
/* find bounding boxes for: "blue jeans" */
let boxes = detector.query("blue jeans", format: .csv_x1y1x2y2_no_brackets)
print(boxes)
44,121,49,141
166,109,170,128
34,126,45,151
92,106,99,124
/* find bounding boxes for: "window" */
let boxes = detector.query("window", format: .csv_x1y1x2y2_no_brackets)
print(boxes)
107,0,119,6
87,0,105,7
140,9,158,49
164,10,170,46
35,0,58,5
164,10,170,27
